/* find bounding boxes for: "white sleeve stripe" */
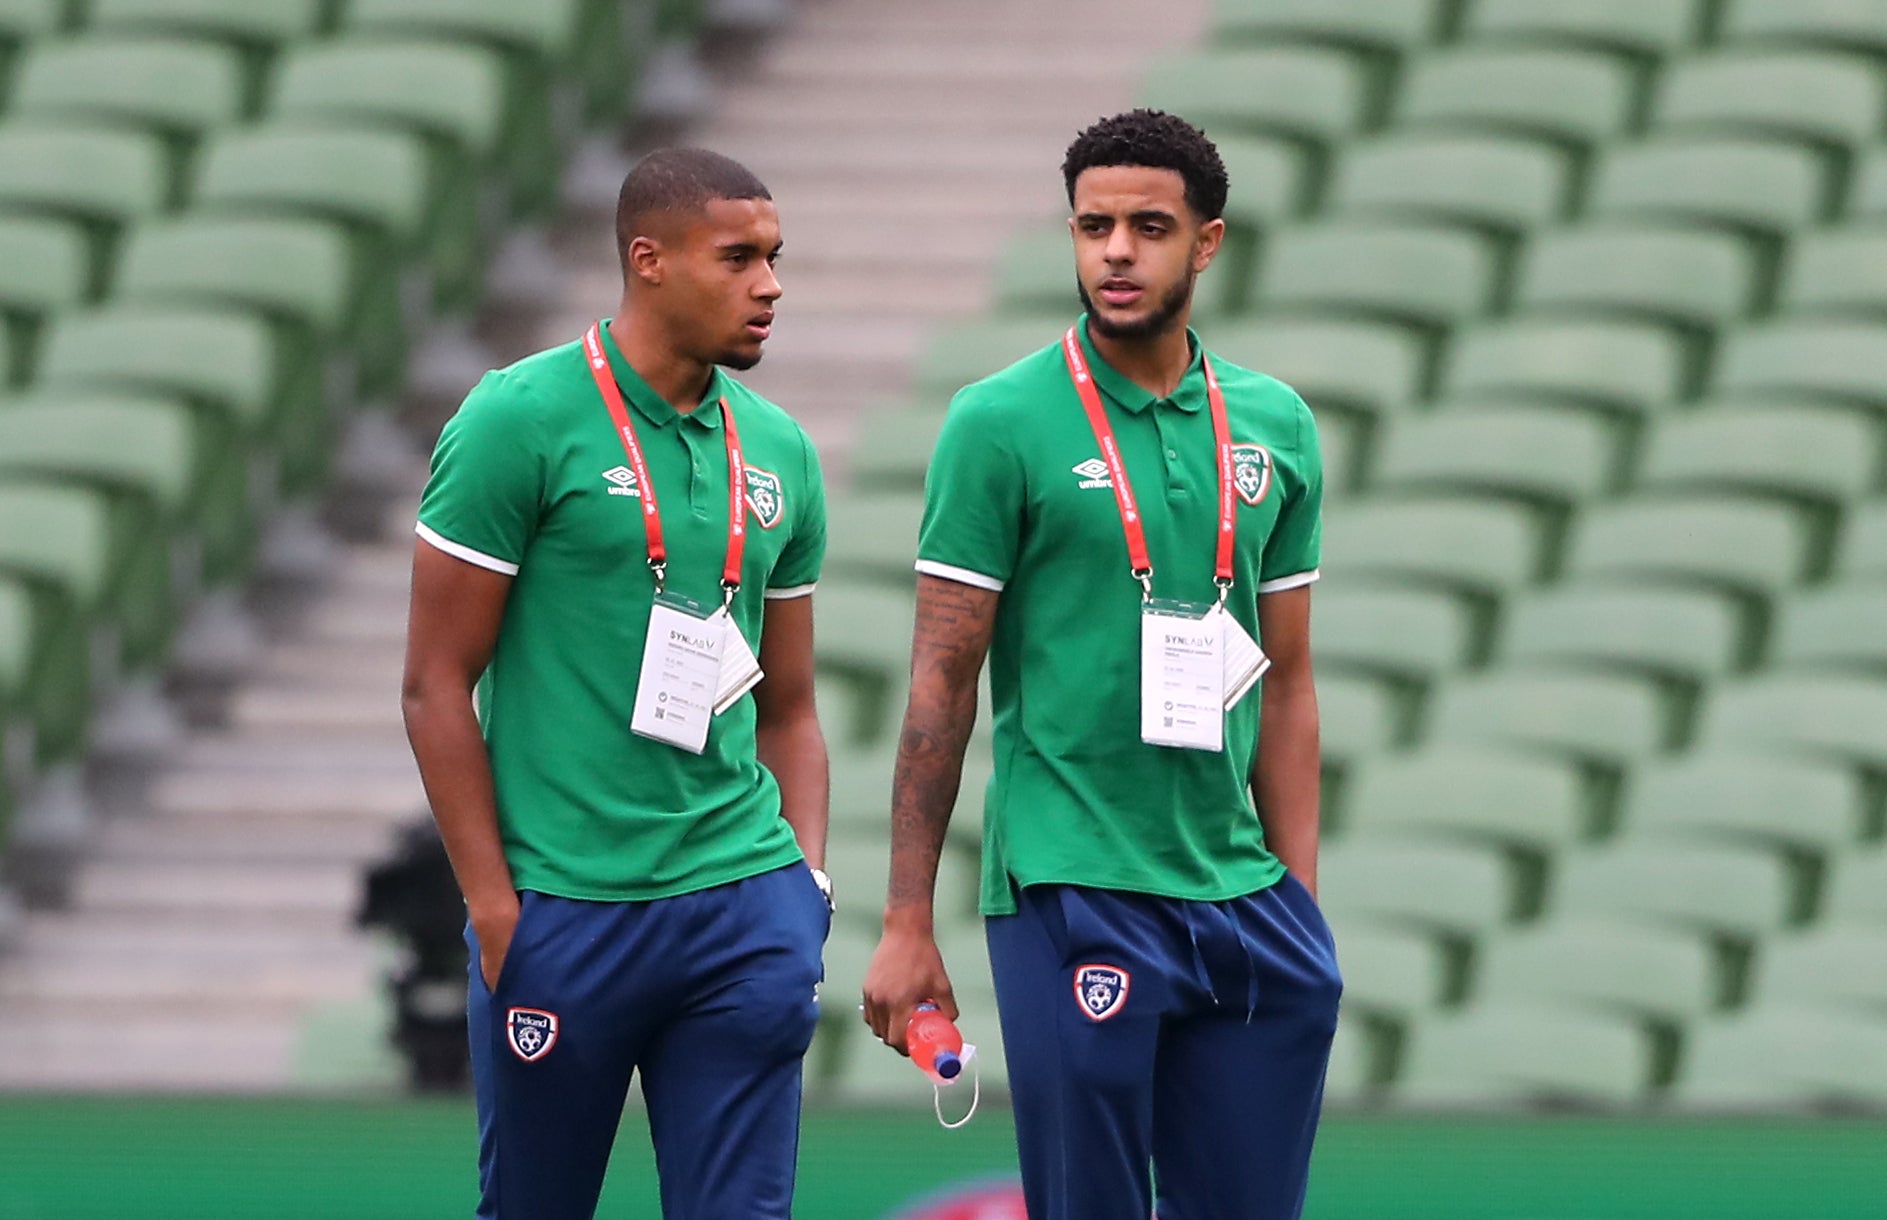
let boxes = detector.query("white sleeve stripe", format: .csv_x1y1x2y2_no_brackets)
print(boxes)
764,583,817,600
915,560,1006,592
1257,568,1320,594
415,523,520,576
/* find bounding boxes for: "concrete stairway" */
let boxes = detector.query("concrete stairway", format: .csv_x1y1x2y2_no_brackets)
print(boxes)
0,0,1204,1091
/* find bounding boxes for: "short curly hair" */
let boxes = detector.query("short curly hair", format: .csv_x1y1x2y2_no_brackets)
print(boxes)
1062,109,1229,222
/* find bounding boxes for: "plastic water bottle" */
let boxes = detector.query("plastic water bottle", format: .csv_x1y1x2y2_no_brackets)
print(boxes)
907,1001,965,1084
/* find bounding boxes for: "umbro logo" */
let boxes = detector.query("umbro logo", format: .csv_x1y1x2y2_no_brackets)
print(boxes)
1072,458,1112,490
601,466,641,497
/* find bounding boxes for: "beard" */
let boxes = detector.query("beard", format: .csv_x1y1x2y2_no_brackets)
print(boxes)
709,341,765,371
1078,270,1195,341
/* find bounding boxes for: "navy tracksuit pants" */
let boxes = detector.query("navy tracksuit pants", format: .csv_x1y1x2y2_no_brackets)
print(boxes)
465,863,829,1219
985,874,1342,1220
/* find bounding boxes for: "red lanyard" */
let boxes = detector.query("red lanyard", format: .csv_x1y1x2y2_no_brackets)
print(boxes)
1063,325,1236,600
583,322,747,598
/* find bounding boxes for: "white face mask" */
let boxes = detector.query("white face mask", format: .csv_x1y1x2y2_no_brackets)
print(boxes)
932,1042,981,1130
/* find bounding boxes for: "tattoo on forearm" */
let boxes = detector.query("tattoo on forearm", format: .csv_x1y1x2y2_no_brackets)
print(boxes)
886,578,996,911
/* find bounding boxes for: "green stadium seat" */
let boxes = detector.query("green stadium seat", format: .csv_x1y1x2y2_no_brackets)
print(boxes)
1322,497,1546,594
1369,406,1619,508
0,215,89,384
1588,137,1831,239
1137,47,1372,149
1319,841,1519,933
33,304,315,494
1710,321,1887,414
823,492,923,587
1674,1006,1887,1110
1475,919,1723,1020
8,36,247,147
1515,224,1757,329
0,0,60,42
1319,668,1408,763
1756,929,1887,1011
0,481,169,674
1326,133,1573,235
1652,52,1885,152
85,0,325,54
845,407,943,492
913,315,1061,399
1497,584,1746,681
270,40,510,283
1552,841,1798,937
191,123,435,304
1323,1019,1381,1105
1426,669,1673,764
1699,674,1887,772
0,395,245,587
1825,848,1887,926
1326,919,1451,1015
112,214,404,400
0,121,172,284
1211,0,1447,55
272,39,511,171
1780,229,1887,317
1396,1002,1656,1108
1564,495,1814,598
813,584,915,727
1212,318,1429,420
993,222,1238,321
1636,403,1877,506
1441,319,1691,417
1620,754,1866,855
1839,501,1887,579
1462,0,1706,57
1341,747,1590,851
0,387,249,575
1849,146,1887,219
1312,582,1476,681
0,571,89,767
1395,47,1637,149
1253,221,1499,329
1774,585,1887,672
344,0,629,134
1722,0,1887,56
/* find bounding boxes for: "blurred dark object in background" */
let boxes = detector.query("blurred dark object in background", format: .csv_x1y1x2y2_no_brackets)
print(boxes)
358,817,471,1092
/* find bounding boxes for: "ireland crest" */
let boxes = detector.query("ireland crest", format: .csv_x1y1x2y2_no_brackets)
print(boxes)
744,466,785,529
506,1007,559,1062
1073,963,1132,1022
1231,443,1273,507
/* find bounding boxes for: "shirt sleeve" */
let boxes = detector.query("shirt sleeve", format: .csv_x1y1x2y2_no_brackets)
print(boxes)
915,390,1025,592
415,371,545,575
766,427,826,598
1258,393,1323,593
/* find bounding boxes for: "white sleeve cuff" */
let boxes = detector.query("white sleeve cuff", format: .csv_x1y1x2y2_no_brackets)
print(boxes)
1257,568,1319,594
416,522,520,576
915,560,1005,592
764,583,817,600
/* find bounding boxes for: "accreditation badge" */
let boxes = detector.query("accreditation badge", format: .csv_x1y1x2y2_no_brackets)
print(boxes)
631,592,726,754
1140,598,1226,752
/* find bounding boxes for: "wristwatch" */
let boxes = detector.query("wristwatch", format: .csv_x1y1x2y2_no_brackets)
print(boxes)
809,866,835,913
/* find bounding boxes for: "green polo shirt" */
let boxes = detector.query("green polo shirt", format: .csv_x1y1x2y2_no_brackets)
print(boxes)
416,321,826,901
917,317,1322,915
